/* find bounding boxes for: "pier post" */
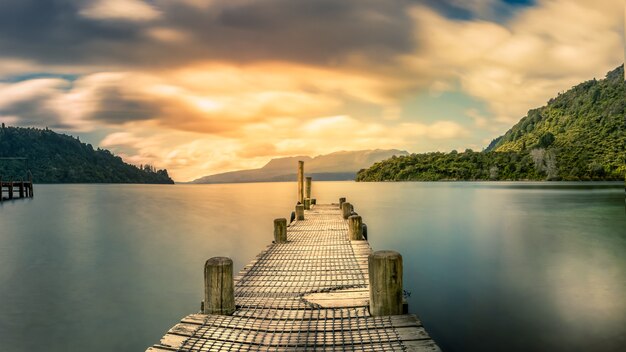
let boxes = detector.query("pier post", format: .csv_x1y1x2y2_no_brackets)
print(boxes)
339,197,346,209
274,218,287,243
297,161,304,204
305,177,312,199
341,202,352,219
348,215,363,240
0,176,3,202
19,181,24,198
369,251,403,316
8,180,13,200
28,171,33,198
204,257,235,315
295,204,305,220
304,198,311,210
311,198,316,205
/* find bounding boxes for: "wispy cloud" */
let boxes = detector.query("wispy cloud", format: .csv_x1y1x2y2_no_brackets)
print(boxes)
0,0,622,180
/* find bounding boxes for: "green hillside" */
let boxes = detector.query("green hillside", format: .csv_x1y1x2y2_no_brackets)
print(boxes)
357,65,625,182
0,126,174,184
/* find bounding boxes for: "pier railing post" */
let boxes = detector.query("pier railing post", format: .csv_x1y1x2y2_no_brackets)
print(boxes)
28,171,33,198
274,218,287,243
339,197,346,209
204,257,235,315
8,179,13,200
19,181,24,198
369,250,403,316
341,202,352,219
304,198,311,210
295,204,305,220
305,176,312,200
297,161,304,204
348,215,363,240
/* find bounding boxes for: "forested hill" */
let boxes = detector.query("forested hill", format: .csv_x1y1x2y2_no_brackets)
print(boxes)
0,126,174,183
357,65,625,182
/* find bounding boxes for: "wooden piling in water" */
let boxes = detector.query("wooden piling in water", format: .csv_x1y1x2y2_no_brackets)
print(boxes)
339,197,346,209
368,250,403,316
304,198,311,210
348,215,363,240
274,218,287,243
19,181,24,198
295,204,305,220
203,257,235,315
341,202,352,219
8,179,13,200
297,161,304,204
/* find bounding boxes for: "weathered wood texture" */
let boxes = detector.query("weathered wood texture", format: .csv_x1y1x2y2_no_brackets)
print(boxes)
295,204,305,221
348,215,364,241
149,204,440,351
369,251,403,316
297,161,304,204
274,218,287,243
203,257,235,315
305,177,312,199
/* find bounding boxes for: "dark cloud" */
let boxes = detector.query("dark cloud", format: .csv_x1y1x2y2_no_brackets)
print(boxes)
0,0,416,69
0,99,71,129
90,87,159,123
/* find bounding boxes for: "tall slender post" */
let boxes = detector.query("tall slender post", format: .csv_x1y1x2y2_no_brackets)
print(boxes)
305,177,312,200
297,161,304,204
369,251,403,316
339,197,346,209
204,257,235,315
348,215,363,240
28,171,33,198
8,179,13,200
19,181,24,198
341,202,352,219
274,218,287,243
0,176,3,202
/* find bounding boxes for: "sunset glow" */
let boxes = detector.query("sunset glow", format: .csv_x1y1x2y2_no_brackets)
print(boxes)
0,0,623,181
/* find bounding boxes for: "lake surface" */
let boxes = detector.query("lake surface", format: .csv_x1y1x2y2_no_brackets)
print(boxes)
0,182,624,351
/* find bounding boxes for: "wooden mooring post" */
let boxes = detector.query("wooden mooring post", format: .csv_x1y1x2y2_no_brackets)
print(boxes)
341,201,352,219
297,160,304,204
148,168,440,352
369,250,404,316
274,218,287,243
203,257,235,315
295,204,305,220
305,176,312,199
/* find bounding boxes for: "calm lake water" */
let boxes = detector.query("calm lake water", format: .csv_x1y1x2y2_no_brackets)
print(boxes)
0,182,624,351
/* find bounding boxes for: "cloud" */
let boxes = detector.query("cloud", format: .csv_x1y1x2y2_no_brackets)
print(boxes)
0,0,415,69
405,0,624,123
79,0,161,22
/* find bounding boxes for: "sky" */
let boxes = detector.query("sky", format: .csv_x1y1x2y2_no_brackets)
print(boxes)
0,0,623,181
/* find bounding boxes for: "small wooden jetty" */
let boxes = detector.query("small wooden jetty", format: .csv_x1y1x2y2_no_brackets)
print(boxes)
0,175,34,201
148,162,440,351
0,157,34,201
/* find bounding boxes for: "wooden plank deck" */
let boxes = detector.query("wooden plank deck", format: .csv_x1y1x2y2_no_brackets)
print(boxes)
148,203,440,351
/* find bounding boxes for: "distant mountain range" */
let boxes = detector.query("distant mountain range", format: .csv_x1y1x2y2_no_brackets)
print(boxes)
191,149,409,183
357,65,625,181
0,126,174,184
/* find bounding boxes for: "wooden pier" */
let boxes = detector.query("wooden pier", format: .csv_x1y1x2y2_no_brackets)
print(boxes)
0,177,34,201
148,164,440,351
0,157,34,201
